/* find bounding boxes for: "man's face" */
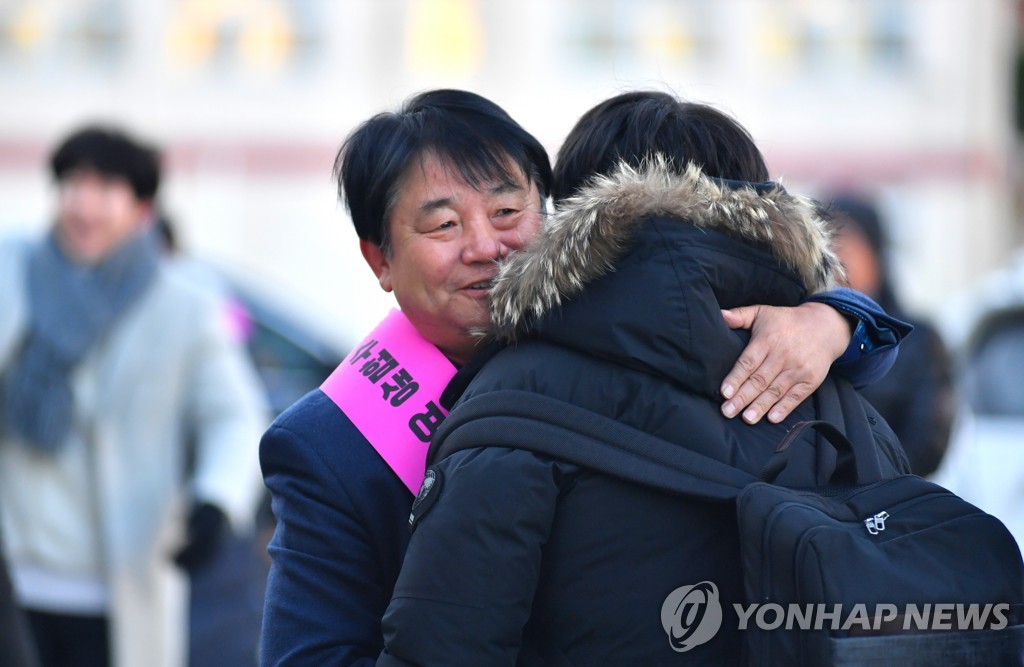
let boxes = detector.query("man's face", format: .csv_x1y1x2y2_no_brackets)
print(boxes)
361,153,543,365
55,168,151,265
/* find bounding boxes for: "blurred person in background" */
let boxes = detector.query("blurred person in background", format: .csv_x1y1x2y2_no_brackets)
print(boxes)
826,193,956,476
259,88,910,665
0,125,268,667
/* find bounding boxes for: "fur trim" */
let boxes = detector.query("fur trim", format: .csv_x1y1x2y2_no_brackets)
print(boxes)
486,158,844,342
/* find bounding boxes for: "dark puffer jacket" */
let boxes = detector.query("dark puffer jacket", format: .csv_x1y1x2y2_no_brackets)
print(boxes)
379,161,910,666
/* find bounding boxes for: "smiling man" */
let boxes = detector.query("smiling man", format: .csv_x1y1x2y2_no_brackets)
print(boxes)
359,152,543,367
257,89,909,666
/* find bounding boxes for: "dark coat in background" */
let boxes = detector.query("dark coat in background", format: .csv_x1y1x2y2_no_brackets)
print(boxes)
829,193,956,476
858,315,953,476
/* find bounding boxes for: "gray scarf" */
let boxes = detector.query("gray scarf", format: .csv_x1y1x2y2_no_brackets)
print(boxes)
1,228,160,453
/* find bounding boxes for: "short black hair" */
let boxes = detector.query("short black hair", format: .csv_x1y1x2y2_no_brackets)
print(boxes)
49,125,161,200
553,91,769,202
334,89,552,250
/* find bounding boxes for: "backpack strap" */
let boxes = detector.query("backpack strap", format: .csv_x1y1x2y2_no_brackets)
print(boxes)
764,419,860,485
431,380,876,500
430,389,757,501
813,373,888,483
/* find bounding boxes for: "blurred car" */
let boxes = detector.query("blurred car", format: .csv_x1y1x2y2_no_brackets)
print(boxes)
932,303,1024,551
156,215,348,415
183,267,349,667
229,281,348,417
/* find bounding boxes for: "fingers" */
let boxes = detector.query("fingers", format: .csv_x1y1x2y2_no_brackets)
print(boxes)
723,362,820,424
720,339,768,403
761,381,814,424
743,374,816,424
721,306,759,331
721,353,784,423
721,303,834,424
719,306,765,400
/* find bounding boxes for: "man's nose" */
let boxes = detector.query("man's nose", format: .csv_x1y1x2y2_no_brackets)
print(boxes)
461,217,506,264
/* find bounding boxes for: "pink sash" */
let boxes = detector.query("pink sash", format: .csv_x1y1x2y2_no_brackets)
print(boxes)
320,309,457,494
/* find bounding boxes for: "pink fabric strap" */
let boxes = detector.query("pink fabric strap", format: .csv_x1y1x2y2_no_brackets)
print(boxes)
320,309,456,494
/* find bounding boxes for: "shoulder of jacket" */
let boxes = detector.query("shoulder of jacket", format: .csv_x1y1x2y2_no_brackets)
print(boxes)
267,390,348,439
264,391,405,481
437,445,578,478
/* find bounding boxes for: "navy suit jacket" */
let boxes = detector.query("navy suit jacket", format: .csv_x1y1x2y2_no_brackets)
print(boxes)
260,390,412,666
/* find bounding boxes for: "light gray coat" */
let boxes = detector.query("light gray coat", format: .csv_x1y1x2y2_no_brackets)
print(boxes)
0,233,268,667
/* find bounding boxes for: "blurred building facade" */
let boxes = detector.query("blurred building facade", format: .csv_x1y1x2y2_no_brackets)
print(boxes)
0,0,1017,344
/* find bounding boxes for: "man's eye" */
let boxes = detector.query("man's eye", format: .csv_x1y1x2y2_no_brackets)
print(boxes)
496,208,517,216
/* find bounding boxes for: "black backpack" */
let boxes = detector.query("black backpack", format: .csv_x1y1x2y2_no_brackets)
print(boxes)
428,384,1024,666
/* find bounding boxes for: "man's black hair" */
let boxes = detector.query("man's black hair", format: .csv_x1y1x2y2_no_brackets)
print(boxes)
334,89,552,251
553,91,769,203
49,125,161,200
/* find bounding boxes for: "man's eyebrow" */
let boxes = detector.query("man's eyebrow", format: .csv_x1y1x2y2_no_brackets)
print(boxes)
489,180,524,195
419,197,454,214
417,181,524,214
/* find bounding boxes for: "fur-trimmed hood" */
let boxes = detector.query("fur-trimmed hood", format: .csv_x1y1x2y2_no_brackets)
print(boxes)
487,159,844,343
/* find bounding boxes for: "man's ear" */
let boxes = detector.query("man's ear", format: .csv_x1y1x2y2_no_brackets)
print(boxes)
360,239,393,292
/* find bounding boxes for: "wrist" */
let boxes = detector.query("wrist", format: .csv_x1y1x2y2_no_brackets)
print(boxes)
801,301,853,361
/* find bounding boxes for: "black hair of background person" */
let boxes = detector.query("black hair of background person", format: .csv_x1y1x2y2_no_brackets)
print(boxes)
49,125,161,200
552,90,770,202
